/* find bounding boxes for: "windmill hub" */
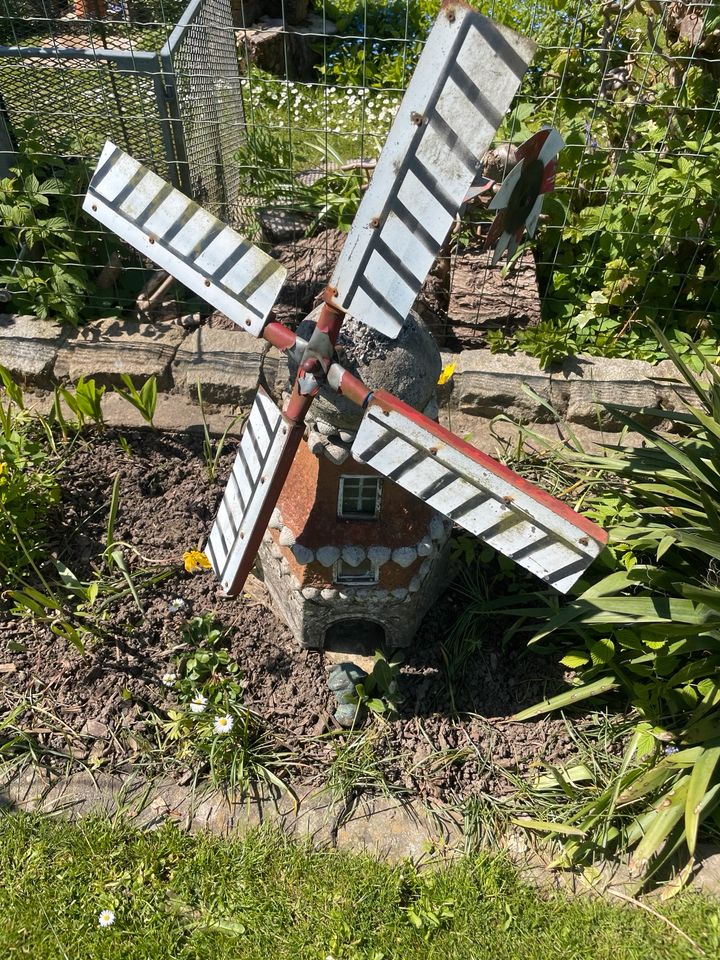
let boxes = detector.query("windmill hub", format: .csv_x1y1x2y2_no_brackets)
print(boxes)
292,306,442,438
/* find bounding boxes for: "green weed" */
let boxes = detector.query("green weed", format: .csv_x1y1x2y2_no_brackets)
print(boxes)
157,614,293,796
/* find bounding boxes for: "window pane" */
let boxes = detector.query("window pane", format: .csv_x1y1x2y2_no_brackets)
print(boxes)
335,558,378,585
339,476,381,518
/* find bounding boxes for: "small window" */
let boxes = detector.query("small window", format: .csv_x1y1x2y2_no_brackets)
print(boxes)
338,476,382,519
334,557,379,586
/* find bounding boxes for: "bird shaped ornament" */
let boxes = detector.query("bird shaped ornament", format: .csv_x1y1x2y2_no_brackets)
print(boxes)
83,0,605,649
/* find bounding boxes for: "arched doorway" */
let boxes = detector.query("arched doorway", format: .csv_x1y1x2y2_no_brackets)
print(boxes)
324,618,386,656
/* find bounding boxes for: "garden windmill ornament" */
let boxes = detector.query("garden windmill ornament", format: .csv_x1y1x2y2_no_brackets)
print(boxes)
83,1,606,648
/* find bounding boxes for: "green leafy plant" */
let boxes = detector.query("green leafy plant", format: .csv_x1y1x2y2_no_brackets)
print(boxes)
345,650,404,716
0,366,60,575
235,127,365,234
196,382,243,482
493,326,720,886
173,614,243,706
59,376,106,428
113,374,158,427
161,614,291,794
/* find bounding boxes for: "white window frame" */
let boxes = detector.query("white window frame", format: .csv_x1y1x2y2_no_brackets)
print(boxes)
333,556,380,586
337,475,383,520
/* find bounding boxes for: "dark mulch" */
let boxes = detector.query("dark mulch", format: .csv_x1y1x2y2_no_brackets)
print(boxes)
0,428,577,801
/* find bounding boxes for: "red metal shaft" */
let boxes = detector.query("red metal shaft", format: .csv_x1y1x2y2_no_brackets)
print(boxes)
327,363,372,407
284,300,345,424
262,320,298,353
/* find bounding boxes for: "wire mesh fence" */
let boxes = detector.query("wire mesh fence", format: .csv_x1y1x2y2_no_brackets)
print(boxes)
0,0,718,367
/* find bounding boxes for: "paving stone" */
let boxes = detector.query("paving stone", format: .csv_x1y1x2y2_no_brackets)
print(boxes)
392,546,417,568
173,326,276,405
0,314,66,387
367,545,391,565
442,350,701,429
443,349,551,422
291,543,314,564
54,318,186,389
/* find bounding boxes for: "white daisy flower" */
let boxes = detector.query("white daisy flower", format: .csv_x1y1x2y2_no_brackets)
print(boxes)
190,693,207,714
167,597,186,614
213,714,234,735
98,909,115,927
161,672,177,687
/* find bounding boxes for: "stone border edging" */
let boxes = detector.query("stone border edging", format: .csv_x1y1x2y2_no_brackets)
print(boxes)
4,767,720,895
1,767,458,864
0,314,698,430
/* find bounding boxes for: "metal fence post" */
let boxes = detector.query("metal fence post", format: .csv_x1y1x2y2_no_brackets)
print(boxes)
0,91,17,179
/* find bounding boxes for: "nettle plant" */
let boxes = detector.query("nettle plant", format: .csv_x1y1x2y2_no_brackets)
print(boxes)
0,137,90,325
0,122,132,326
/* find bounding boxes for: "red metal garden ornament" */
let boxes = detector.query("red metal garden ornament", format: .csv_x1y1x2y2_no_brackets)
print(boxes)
485,127,564,264
83,1,607,649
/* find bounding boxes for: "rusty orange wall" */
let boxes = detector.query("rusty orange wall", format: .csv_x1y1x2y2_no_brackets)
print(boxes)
273,439,434,589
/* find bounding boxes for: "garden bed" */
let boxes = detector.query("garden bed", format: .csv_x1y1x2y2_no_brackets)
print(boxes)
0,424,580,807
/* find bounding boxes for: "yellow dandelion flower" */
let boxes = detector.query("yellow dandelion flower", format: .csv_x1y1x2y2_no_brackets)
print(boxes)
183,550,211,573
437,362,456,386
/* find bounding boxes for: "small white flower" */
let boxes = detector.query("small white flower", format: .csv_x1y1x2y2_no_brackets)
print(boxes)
161,672,177,688
190,693,207,714
167,597,186,614
213,714,234,735
98,909,115,927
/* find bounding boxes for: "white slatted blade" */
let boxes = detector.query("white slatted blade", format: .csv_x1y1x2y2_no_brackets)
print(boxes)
83,141,285,336
351,392,607,592
206,389,295,594
330,8,536,339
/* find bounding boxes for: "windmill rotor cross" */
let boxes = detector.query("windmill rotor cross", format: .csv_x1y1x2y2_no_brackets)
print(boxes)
83,1,607,609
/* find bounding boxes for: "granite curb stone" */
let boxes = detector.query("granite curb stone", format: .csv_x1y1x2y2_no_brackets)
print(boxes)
53,318,187,389
172,326,279,405
1,313,704,429
439,350,697,427
0,314,67,387
3,768,719,893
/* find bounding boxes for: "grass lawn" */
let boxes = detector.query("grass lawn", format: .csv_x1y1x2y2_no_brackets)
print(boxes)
0,812,718,959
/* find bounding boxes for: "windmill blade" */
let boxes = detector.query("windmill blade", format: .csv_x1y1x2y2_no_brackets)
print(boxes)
206,388,302,595
329,5,536,339
351,392,607,593
83,141,285,336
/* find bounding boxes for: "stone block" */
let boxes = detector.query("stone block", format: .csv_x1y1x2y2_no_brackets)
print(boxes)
445,349,553,422
54,318,185,389
447,245,541,349
553,356,662,428
0,314,66,387
173,326,275,405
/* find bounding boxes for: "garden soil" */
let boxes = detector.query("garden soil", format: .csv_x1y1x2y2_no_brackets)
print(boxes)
0,428,580,806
